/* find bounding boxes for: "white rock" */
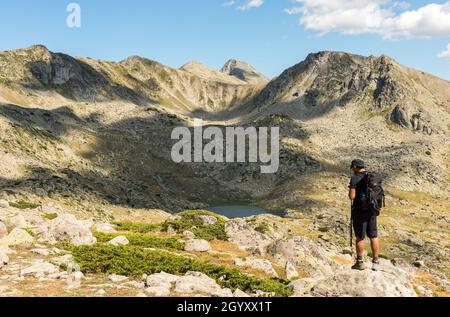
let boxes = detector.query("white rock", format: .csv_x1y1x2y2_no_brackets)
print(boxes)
285,260,299,280
267,236,339,277
184,239,212,252
225,219,273,255
292,268,418,297
20,260,59,277
0,228,33,247
96,289,107,295
109,274,129,283
174,271,233,297
36,214,96,246
0,222,7,239
233,289,251,297
51,254,74,267
199,215,218,226
183,231,196,239
145,286,171,297
7,214,27,229
0,200,10,208
108,236,129,246
94,223,117,234
146,272,179,288
234,257,278,277
125,281,145,289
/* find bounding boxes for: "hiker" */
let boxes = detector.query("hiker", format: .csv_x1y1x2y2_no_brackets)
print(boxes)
349,159,380,271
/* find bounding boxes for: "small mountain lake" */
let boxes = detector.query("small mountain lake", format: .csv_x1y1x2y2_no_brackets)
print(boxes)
205,205,284,219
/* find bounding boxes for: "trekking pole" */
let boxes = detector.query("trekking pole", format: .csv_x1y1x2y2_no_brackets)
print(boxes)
350,201,354,250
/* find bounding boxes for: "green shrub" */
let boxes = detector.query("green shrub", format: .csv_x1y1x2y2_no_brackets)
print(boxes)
9,200,41,209
43,213,58,220
94,232,185,251
70,244,293,297
163,210,227,241
112,222,161,233
255,223,269,234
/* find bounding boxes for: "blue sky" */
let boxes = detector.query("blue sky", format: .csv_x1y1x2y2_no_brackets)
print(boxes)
0,0,449,80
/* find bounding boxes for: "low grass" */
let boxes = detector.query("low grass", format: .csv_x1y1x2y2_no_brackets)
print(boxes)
94,232,184,251
163,210,227,241
9,200,41,210
70,244,293,297
112,221,161,233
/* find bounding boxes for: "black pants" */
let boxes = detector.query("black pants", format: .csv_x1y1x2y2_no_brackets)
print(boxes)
352,211,378,240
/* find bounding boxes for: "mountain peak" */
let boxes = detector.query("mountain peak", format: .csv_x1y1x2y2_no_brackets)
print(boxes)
221,59,269,85
180,61,246,85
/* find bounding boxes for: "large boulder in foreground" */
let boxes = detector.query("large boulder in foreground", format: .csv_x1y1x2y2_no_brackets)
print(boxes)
291,259,417,297
267,236,341,277
35,214,96,246
145,271,233,297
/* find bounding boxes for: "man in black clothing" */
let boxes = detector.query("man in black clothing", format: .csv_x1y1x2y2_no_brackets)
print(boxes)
349,159,380,271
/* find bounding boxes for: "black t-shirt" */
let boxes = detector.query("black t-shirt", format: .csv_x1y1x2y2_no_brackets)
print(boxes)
349,172,368,212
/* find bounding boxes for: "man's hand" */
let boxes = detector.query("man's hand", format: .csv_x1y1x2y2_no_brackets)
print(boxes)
349,188,356,201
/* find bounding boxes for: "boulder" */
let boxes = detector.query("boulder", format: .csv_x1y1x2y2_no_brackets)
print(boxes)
0,228,34,247
174,272,233,297
51,254,74,267
109,274,129,283
285,260,300,280
108,236,130,246
20,260,59,277
183,231,196,239
36,214,96,246
9,214,28,229
267,236,340,277
199,215,218,226
145,286,171,297
233,289,251,297
225,219,272,255
145,272,180,296
0,200,10,208
290,277,326,296
94,223,117,234
184,239,212,252
146,272,179,289
234,257,278,277
309,270,417,297
125,281,145,289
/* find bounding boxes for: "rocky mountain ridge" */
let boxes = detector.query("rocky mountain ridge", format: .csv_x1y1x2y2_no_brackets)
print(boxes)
0,45,449,294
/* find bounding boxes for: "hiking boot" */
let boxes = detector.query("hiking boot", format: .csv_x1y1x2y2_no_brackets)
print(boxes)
352,259,366,271
372,258,380,271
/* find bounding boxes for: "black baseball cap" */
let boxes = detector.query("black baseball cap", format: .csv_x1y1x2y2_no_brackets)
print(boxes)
351,159,365,169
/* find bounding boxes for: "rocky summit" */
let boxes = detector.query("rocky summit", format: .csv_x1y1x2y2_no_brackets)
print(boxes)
0,45,449,297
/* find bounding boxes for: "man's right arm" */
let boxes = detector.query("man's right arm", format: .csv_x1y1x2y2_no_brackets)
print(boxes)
349,176,357,201
349,188,356,201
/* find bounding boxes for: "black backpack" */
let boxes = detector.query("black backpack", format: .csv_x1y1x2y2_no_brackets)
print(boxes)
359,172,386,216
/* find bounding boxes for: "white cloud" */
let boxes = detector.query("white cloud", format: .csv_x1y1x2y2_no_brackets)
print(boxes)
222,0,264,11
286,0,450,39
222,0,236,7
438,43,450,58
237,0,264,11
